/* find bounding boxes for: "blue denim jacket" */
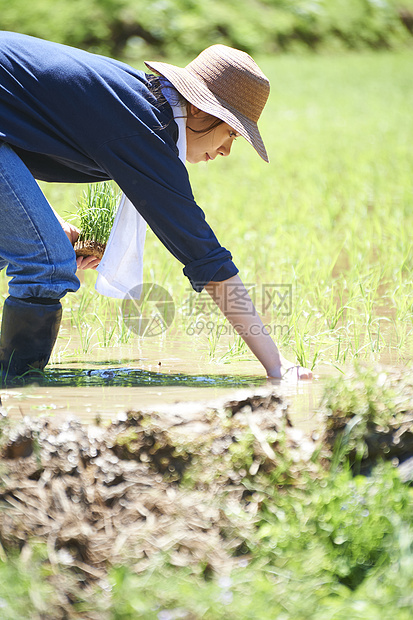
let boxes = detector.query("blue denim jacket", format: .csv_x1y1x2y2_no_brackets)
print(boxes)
0,32,238,291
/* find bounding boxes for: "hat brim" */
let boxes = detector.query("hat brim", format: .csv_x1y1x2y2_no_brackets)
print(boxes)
145,60,269,163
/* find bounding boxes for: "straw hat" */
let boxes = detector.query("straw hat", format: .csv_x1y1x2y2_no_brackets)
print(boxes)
145,44,270,162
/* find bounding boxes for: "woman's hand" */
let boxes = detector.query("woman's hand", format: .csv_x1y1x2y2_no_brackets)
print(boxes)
267,355,312,382
60,219,80,245
76,255,101,270
55,214,101,271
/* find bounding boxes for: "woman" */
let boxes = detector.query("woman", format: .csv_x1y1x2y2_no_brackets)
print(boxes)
0,31,311,380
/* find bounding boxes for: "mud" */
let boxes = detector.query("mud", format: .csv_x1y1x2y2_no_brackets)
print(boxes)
74,239,106,259
0,372,412,618
0,388,316,579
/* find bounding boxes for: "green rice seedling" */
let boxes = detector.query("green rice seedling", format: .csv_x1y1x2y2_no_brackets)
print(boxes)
74,182,120,259
72,313,99,355
207,322,225,361
95,313,117,348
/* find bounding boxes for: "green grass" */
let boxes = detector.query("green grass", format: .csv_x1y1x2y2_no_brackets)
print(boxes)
107,466,413,620
1,50,413,371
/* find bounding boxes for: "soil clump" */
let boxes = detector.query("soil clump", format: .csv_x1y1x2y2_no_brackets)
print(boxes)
0,388,316,579
1,370,413,617
74,239,106,260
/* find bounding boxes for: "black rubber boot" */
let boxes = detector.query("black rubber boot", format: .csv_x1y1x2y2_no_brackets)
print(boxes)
0,296,62,377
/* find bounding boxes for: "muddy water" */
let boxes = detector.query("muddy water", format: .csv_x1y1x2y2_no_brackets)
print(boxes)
0,370,327,434
0,334,328,431
0,380,326,433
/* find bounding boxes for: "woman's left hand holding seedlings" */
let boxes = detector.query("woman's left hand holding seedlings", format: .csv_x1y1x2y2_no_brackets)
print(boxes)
53,211,101,271
76,255,101,270
61,220,101,270
61,219,80,245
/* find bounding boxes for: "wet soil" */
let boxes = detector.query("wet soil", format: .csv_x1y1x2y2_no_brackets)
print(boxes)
0,387,316,579
0,369,412,618
320,367,413,479
74,239,106,259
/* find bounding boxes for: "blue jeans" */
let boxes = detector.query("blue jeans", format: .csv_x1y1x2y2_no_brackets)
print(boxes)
0,142,80,299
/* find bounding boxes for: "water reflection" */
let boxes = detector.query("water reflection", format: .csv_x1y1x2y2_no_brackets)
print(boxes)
0,363,326,431
2,366,267,389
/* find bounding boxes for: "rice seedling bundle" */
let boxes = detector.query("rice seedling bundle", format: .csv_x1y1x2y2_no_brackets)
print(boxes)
74,182,119,259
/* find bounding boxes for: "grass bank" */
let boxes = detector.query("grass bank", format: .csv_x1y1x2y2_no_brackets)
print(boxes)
0,365,413,618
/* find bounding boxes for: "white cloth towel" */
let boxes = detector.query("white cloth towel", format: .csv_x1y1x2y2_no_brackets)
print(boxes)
95,83,187,298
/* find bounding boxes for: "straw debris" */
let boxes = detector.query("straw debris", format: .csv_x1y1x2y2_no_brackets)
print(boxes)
1,373,413,617
0,387,316,582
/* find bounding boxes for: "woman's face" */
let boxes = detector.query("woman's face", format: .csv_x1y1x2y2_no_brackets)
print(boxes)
186,105,240,164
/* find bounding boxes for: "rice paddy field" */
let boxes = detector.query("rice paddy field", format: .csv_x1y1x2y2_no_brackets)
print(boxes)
1,50,413,618
9,49,412,380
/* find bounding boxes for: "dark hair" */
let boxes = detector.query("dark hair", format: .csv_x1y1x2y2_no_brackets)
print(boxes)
187,114,223,136
147,73,223,136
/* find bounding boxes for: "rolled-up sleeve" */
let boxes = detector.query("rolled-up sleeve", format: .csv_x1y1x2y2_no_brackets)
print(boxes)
183,247,238,292
94,128,239,292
